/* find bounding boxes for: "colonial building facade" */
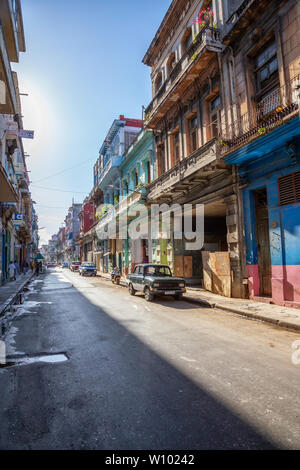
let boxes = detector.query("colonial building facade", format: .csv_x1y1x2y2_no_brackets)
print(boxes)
142,0,244,296
142,0,300,301
219,0,300,306
0,0,37,282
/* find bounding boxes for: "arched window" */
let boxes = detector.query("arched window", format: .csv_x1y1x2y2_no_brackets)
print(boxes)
155,72,163,93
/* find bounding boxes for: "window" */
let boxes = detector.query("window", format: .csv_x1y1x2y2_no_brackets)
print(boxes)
155,72,163,93
278,171,300,206
123,180,128,196
189,116,198,152
147,160,151,183
134,169,139,187
145,265,172,276
209,95,221,138
182,28,193,53
124,132,137,153
173,132,180,163
254,39,278,96
158,144,166,176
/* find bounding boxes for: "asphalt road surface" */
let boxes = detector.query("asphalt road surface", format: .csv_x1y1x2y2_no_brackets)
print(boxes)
0,268,299,450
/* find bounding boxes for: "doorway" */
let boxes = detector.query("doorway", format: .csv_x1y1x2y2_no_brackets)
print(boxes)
254,188,271,297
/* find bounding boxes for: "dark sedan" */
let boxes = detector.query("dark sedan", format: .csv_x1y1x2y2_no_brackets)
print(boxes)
79,262,97,276
126,264,186,302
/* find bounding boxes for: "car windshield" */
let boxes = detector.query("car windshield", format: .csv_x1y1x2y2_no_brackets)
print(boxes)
73,262,80,265
82,263,95,267
144,265,172,277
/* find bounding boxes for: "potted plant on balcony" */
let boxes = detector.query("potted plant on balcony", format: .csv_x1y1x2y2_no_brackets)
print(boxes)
193,7,215,28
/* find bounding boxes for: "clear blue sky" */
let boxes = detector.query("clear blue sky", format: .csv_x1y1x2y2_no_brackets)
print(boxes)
13,0,171,245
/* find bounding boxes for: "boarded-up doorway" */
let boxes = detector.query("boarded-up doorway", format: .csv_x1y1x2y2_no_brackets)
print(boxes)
201,251,231,297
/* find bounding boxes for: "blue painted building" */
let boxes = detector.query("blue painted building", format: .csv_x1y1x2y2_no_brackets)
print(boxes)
119,129,155,274
93,115,143,273
224,116,300,306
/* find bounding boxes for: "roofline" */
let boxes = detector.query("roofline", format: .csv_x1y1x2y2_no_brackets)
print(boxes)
17,0,26,52
99,119,125,155
142,0,178,66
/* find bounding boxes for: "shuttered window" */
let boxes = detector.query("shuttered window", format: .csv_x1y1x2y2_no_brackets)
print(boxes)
278,171,300,206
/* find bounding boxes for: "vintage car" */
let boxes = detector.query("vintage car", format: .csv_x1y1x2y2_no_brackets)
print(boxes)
126,264,186,302
46,262,56,268
70,261,81,272
79,262,97,276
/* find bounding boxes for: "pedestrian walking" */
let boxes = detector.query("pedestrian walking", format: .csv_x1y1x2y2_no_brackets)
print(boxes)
23,260,29,274
9,261,16,281
30,260,34,272
14,260,19,277
35,260,40,276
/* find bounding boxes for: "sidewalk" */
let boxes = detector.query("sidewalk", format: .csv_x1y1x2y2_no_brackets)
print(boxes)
0,271,34,316
96,271,300,332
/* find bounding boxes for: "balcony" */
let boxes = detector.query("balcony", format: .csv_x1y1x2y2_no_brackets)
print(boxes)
223,0,268,45
144,26,222,128
218,74,300,157
97,156,123,189
0,19,17,113
147,139,219,202
0,0,26,62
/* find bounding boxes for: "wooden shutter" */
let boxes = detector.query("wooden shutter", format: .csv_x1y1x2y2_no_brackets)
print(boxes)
278,171,300,206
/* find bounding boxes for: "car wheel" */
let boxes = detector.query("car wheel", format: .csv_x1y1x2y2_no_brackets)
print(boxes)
144,287,154,302
174,294,183,301
129,283,135,296
116,278,120,285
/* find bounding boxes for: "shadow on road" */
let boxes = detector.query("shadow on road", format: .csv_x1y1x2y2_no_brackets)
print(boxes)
0,271,277,450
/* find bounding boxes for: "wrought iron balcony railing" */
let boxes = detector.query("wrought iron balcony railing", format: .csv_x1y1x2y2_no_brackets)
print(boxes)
144,26,221,121
217,74,300,155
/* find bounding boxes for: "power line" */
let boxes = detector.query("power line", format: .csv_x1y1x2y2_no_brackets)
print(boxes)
35,204,70,209
31,184,89,194
32,157,95,184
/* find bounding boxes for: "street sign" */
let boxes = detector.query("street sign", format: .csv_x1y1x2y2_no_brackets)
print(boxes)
19,129,34,139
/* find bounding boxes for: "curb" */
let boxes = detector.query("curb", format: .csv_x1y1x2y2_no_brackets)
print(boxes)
0,273,34,317
183,296,300,332
96,273,300,333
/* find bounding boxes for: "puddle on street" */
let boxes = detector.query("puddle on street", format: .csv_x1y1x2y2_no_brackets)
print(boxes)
0,352,68,369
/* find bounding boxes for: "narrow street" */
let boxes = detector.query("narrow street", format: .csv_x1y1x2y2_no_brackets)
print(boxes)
0,268,299,450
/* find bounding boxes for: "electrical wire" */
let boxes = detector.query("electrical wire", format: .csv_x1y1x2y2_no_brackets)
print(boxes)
35,204,70,209
32,157,95,184
31,184,89,194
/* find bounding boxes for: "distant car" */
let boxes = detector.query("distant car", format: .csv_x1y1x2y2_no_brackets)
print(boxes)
70,261,81,272
126,264,186,302
79,262,97,277
62,262,69,268
47,262,56,268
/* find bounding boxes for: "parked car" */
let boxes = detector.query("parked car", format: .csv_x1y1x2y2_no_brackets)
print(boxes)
70,261,81,272
46,262,56,268
79,262,97,277
126,264,186,302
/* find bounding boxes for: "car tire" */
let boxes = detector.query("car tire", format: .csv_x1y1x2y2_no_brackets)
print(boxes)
116,278,120,285
129,283,135,296
144,287,154,302
174,294,183,301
